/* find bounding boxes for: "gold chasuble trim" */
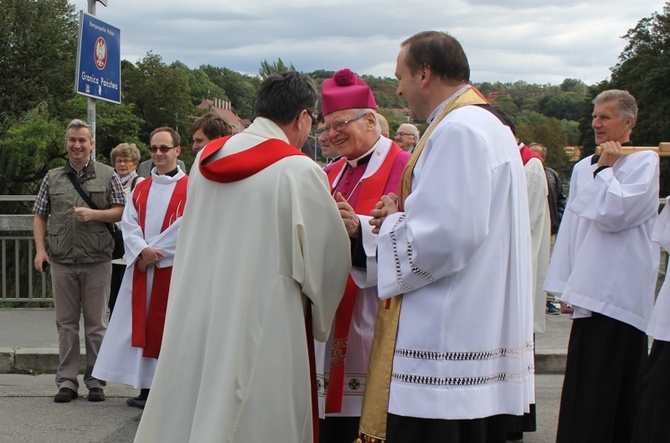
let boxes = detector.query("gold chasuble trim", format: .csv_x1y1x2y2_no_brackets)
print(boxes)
356,296,402,443
356,86,489,443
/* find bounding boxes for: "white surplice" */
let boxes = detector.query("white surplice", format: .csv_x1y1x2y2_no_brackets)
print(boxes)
544,151,659,332
315,137,408,418
525,157,551,333
377,105,535,420
93,168,186,388
134,118,351,443
647,196,670,341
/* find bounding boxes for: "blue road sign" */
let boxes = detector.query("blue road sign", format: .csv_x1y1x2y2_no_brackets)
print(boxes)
75,12,121,104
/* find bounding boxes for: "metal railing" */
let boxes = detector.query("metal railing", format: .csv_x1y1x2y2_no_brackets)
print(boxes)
1,195,668,304
0,196,52,303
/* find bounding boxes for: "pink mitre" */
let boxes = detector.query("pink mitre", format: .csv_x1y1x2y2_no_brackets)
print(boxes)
321,68,377,116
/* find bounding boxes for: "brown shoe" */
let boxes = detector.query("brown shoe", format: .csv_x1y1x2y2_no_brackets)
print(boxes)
54,387,78,403
87,387,105,402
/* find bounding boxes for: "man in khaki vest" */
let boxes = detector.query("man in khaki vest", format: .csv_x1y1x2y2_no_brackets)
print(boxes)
33,119,125,403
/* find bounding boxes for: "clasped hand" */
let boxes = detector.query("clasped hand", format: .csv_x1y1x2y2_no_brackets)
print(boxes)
370,193,399,234
137,247,164,272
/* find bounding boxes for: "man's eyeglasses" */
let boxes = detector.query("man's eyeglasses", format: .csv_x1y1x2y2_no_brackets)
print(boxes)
149,145,177,153
320,113,367,134
395,132,416,137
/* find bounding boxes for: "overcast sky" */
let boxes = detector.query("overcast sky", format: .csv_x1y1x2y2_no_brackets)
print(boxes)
73,0,667,86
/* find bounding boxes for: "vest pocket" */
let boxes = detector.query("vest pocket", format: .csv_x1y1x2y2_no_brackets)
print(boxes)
50,189,72,220
86,184,109,209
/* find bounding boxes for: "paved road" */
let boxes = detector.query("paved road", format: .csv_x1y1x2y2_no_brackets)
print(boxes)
0,374,138,443
0,373,563,443
0,308,570,441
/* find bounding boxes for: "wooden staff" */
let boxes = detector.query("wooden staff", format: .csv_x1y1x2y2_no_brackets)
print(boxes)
595,143,670,156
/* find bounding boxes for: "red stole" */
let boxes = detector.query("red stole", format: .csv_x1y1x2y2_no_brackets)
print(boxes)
131,175,188,358
199,135,306,183
519,143,541,166
199,133,320,441
324,143,403,413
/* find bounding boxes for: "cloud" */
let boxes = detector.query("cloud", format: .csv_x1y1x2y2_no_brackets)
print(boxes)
74,0,667,84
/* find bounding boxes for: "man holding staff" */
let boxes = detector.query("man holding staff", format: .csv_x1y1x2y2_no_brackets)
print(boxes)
545,89,660,442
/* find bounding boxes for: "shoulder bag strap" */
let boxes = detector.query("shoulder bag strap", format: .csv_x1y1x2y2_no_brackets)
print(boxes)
66,173,116,236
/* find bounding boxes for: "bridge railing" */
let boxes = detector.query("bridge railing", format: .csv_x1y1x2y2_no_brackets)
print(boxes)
0,196,51,304
1,195,668,305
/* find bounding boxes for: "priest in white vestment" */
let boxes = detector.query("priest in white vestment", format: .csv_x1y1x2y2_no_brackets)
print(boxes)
134,71,351,443
361,31,534,443
94,127,187,409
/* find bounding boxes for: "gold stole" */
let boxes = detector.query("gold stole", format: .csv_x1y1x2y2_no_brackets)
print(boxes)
356,86,488,443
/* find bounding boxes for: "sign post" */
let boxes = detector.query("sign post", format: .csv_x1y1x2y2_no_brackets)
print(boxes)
74,0,117,157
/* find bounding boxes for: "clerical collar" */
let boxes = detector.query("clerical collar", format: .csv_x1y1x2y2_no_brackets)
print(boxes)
345,145,376,167
591,141,632,164
156,167,179,177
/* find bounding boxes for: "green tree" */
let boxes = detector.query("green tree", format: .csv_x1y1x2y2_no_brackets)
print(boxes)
582,2,670,194
362,75,407,108
541,92,586,121
258,58,295,79
61,95,145,164
0,0,78,121
308,69,335,81
172,62,228,107
612,4,670,146
476,82,496,96
201,65,259,119
563,119,581,146
490,96,519,116
0,104,65,198
95,101,144,162
513,111,571,176
122,52,195,144
533,119,570,174
560,78,588,95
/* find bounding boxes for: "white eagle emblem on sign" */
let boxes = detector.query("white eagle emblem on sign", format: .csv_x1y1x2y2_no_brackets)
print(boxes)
94,37,107,70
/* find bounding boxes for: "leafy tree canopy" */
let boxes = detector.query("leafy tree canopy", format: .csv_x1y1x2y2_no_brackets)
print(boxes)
581,2,670,194
258,58,295,79
8,0,662,195
0,0,78,121
0,103,65,197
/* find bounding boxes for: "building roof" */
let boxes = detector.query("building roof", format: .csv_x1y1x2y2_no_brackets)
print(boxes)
197,98,249,133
